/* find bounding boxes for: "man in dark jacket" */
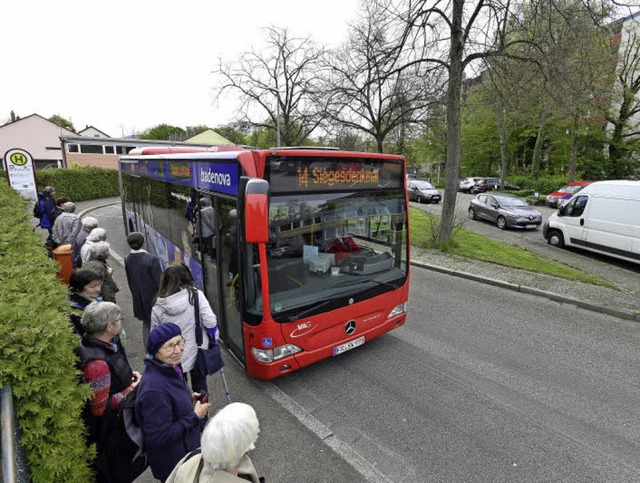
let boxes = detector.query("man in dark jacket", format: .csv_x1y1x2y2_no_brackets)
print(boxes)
124,232,162,345
135,324,210,482
39,186,59,247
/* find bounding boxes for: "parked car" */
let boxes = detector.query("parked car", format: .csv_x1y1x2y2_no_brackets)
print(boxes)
470,178,520,193
545,181,593,207
458,177,482,193
468,193,542,230
407,180,441,203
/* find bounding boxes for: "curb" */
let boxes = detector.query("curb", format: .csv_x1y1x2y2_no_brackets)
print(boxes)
411,260,640,322
80,200,639,323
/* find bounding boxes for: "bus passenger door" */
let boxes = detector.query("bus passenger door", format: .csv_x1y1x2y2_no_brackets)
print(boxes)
218,200,244,362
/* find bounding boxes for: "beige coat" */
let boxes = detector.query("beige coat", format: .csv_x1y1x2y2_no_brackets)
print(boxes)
166,453,259,483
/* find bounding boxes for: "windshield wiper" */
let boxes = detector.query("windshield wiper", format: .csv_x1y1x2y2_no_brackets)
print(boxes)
286,287,363,321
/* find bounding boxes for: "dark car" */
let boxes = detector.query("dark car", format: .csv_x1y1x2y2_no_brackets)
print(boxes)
470,178,520,193
468,193,542,230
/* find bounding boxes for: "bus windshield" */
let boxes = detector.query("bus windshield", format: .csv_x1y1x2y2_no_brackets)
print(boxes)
252,189,408,321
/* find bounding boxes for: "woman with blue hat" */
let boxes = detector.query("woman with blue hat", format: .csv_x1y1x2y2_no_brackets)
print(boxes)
135,323,211,482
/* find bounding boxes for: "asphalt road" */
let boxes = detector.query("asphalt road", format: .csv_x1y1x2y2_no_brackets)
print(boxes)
82,200,640,482
272,267,640,482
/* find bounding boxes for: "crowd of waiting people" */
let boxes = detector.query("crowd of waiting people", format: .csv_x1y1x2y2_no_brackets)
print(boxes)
37,187,262,482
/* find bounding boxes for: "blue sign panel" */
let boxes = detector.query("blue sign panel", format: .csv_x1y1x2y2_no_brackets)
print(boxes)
121,159,239,196
195,162,239,196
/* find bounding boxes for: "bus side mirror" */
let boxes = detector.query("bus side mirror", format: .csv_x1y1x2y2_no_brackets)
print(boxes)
242,177,269,244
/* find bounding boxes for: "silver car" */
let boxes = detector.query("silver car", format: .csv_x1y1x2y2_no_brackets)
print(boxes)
407,180,441,203
468,193,542,230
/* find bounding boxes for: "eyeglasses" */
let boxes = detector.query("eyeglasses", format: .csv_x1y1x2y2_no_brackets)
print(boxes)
160,337,186,352
110,317,124,326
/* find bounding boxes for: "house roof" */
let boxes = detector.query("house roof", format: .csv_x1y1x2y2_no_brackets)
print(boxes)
0,113,76,136
184,129,233,145
77,125,111,138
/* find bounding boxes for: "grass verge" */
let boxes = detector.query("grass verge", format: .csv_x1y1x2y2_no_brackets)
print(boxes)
409,208,614,288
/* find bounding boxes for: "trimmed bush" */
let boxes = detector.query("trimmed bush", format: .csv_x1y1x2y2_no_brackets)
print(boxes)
35,166,119,202
0,184,94,481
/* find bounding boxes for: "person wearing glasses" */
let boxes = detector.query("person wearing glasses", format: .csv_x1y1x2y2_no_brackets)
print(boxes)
136,323,211,482
76,301,141,482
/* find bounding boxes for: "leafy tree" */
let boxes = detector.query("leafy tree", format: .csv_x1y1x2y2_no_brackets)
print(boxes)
138,124,187,140
605,18,640,178
48,114,74,132
213,26,327,147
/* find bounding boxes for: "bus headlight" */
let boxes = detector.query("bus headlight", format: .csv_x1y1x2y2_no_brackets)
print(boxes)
388,302,407,318
252,344,302,363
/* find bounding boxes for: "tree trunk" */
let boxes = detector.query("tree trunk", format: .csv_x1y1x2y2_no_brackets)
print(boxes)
497,106,509,189
568,114,579,183
531,109,546,178
437,0,464,244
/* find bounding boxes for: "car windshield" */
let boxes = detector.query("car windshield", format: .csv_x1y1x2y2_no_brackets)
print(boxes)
413,181,435,189
558,185,583,194
497,196,528,207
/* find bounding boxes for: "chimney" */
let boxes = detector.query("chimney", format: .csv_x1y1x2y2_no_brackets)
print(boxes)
10,110,15,122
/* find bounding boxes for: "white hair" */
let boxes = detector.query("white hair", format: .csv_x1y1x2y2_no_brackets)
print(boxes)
201,403,259,471
84,240,110,262
81,216,98,230
63,202,76,213
87,227,107,243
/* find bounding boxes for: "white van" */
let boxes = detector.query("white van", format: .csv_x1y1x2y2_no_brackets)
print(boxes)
542,180,640,264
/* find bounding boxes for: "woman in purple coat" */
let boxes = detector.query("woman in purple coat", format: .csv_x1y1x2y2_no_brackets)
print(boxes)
135,323,210,482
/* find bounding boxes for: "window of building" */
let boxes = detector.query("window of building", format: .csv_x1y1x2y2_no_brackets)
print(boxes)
68,144,79,153
104,145,115,154
80,145,103,154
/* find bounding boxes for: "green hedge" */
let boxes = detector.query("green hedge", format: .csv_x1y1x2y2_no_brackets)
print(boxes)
35,166,120,201
0,184,94,481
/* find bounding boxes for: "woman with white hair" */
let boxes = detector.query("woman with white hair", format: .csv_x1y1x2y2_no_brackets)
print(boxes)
83,240,119,303
81,227,108,263
73,216,99,268
166,402,261,482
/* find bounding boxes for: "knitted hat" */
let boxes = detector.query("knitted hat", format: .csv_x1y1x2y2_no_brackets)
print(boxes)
147,323,182,356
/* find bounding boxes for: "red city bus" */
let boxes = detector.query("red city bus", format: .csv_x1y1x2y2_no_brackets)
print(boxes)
119,147,410,379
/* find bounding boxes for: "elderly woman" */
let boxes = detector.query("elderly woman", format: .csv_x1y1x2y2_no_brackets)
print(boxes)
68,269,103,336
76,301,141,482
151,264,217,394
136,323,211,482
81,227,108,264
83,240,119,303
52,201,81,246
166,402,261,482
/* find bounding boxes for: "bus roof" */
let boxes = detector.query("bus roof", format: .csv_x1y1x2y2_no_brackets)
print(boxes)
127,145,244,156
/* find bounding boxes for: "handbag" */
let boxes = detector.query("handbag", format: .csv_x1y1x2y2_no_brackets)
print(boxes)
193,289,225,376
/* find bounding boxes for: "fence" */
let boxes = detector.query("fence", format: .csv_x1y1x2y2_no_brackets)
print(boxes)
1,385,29,482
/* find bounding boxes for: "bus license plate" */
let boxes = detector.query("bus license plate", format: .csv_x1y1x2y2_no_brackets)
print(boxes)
333,336,365,356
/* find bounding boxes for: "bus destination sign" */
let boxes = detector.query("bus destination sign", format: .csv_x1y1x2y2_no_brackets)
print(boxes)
268,156,403,193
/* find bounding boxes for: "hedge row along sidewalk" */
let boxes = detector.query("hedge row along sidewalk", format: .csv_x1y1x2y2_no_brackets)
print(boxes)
0,183,94,482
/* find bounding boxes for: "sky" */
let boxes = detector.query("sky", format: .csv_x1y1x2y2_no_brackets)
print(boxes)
1,0,360,138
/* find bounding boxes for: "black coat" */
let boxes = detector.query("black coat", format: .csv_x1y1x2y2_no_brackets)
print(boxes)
124,251,162,322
